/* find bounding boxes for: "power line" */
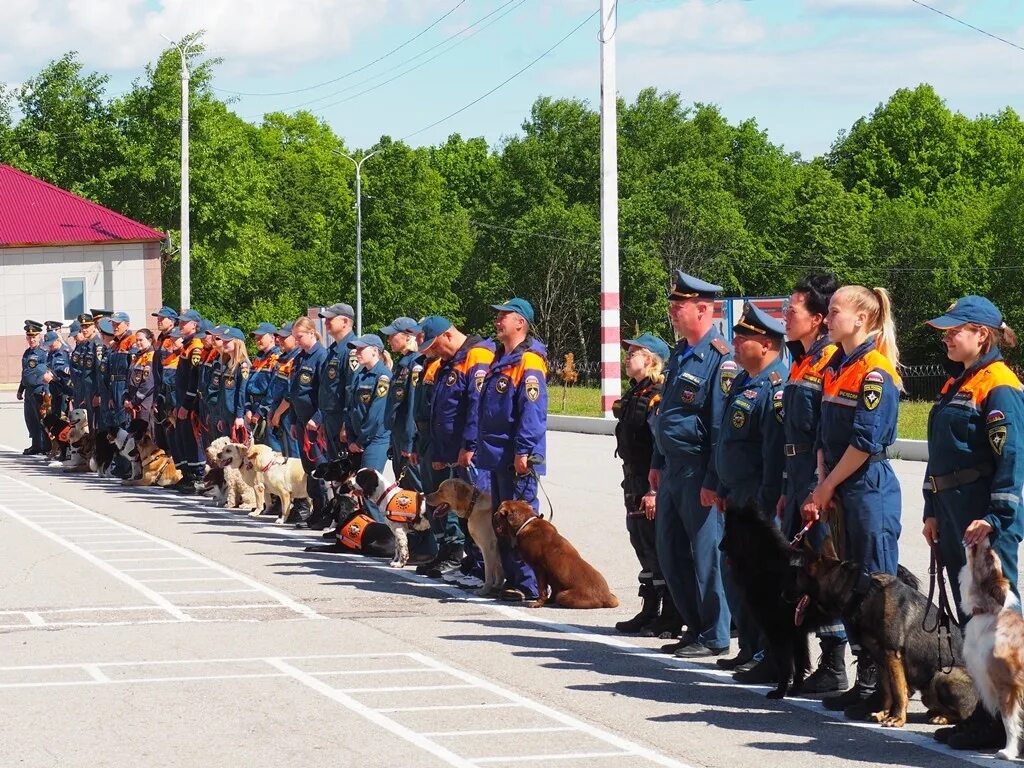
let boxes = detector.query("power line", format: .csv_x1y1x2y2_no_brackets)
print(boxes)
908,0,1024,54
210,0,469,97
401,7,599,142
254,0,527,119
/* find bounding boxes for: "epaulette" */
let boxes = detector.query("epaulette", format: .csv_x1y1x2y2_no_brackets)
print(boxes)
768,371,783,386
711,338,731,356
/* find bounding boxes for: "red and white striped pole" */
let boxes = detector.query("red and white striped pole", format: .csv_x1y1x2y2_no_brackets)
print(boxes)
599,0,620,418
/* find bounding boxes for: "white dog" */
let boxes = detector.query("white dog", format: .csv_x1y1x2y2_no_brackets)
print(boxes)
247,444,308,524
212,440,259,510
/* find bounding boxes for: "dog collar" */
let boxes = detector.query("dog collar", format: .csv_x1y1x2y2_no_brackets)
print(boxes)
259,457,284,473
514,515,539,537
372,481,401,505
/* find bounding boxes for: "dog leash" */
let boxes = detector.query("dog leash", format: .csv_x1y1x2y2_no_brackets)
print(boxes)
789,518,815,548
921,541,958,674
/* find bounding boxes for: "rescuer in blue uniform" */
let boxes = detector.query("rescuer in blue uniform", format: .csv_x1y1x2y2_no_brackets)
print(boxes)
346,334,394,524
19,320,49,455
317,303,358,459
246,322,281,450
173,309,207,490
287,315,329,521
151,306,179,455
651,272,734,658
67,319,84,409
802,285,903,720
476,298,548,603
922,295,1024,753
43,330,72,421
267,322,302,459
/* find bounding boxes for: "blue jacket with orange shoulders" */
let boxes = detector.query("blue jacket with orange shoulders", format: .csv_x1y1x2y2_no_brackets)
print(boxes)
430,336,495,465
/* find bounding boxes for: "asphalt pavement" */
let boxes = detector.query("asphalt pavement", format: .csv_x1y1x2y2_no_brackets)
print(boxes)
0,399,1019,768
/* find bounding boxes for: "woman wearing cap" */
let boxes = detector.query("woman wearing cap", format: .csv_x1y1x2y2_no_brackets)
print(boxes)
612,333,683,639
124,329,156,443
289,316,329,521
922,296,1024,751
801,285,903,719
346,334,394,523
217,328,251,442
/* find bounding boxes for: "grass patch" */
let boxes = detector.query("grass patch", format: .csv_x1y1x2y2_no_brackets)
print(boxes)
549,384,934,441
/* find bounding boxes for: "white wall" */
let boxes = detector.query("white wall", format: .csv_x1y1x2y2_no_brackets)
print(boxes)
0,243,149,333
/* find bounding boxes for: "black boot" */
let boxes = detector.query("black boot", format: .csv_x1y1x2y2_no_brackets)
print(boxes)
801,638,848,695
945,704,1006,750
733,652,778,684
416,543,449,575
615,583,660,634
290,498,311,524
641,588,683,639
424,545,465,579
824,653,877,711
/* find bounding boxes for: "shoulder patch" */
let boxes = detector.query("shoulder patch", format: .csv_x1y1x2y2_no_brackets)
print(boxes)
710,338,731,355
376,375,390,398
987,410,1006,423
989,425,1008,456
865,370,885,384
190,349,203,364
720,360,738,373
768,371,782,385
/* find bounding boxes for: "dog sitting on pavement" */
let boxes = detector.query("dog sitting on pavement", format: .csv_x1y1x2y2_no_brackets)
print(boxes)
63,409,93,473
214,441,261,512
348,467,431,568
247,444,308,524
304,494,396,559
426,478,503,596
123,434,182,487
205,436,257,510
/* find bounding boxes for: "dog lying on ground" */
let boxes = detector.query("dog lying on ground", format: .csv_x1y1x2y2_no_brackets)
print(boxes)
215,441,261,511
801,552,977,727
494,500,619,609
426,478,504,596
349,467,431,568
64,409,93,472
960,536,1024,761
123,434,182,487
721,504,829,699
304,493,396,559
42,411,71,466
310,455,360,532
247,444,308,524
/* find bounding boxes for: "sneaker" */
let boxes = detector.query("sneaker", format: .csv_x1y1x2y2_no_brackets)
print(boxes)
498,587,529,603
457,574,485,589
441,568,465,584
407,552,435,566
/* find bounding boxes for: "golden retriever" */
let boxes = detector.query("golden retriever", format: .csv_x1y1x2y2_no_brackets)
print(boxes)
215,441,261,511
246,444,308,524
426,478,503,595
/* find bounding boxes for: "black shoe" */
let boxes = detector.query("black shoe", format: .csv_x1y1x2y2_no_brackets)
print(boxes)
660,631,697,654
615,584,661,634
946,706,1005,750
801,639,848,695
291,498,311,522
823,656,877,711
423,556,463,579
674,643,728,659
640,589,681,638
321,528,338,540
716,650,754,670
23,446,44,456
844,688,886,721
306,507,333,530
733,655,777,684
499,587,528,603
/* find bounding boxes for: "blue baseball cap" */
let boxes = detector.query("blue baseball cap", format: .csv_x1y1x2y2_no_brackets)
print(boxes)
69,320,82,335
418,315,452,353
733,302,785,340
169,327,183,339
668,271,722,301
319,302,355,320
111,311,130,324
622,332,671,362
97,317,115,335
276,321,294,337
178,309,202,324
347,333,384,351
43,330,60,344
927,296,1003,330
381,316,422,336
491,298,534,324
252,321,278,337
222,327,245,342
152,306,178,320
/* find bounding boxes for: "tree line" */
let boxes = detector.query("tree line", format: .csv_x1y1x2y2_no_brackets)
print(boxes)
3,36,1023,367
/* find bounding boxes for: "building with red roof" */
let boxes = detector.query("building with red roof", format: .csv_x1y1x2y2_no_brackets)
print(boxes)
0,165,165,384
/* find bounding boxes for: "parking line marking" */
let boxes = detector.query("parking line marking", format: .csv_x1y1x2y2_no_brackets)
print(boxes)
335,684,476,693
82,665,109,683
311,668,437,677
137,577,237,584
23,612,45,626
375,703,523,713
472,752,627,764
421,727,576,738
120,566,213,573
156,589,260,595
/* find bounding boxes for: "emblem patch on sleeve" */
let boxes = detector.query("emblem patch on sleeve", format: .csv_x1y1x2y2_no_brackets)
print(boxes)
989,425,1008,456
719,360,738,394
987,410,1006,424
525,374,540,402
376,376,390,398
731,409,746,429
773,389,785,423
862,382,883,411
475,371,486,392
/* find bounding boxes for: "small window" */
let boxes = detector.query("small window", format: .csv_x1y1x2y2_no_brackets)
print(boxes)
62,278,85,320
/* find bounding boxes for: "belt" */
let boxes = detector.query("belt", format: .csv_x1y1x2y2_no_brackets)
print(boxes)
784,443,813,457
825,451,888,473
110,375,127,382
927,463,993,493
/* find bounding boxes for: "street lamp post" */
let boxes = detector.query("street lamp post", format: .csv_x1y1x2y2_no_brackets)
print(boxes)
334,148,381,335
162,35,195,310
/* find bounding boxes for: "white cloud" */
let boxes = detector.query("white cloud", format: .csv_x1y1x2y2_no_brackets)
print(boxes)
618,0,767,48
803,0,963,16
0,0,461,82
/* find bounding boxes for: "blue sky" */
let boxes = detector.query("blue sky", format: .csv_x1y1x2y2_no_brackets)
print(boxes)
2,0,1023,157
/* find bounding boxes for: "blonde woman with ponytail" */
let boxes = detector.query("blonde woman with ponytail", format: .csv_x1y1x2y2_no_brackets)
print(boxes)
801,285,903,719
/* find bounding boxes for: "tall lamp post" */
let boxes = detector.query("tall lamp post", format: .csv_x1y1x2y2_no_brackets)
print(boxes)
162,34,196,310
334,148,381,335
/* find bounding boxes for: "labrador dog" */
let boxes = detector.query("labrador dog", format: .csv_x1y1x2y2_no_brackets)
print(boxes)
494,500,619,609
801,553,977,728
304,494,396,559
215,441,261,511
426,478,504,596
349,468,431,568
247,444,308,524
123,434,182,487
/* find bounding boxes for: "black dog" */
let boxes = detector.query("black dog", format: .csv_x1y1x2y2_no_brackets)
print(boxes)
304,494,396,559
308,454,362,534
721,504,828,699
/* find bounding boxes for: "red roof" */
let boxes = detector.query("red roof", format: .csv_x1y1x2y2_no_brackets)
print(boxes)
0,164,164,247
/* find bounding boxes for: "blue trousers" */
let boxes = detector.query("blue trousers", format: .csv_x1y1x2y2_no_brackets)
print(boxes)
279,411,299,459
174,410,204,478
655,457,730,650
418,442,465,550
24,392,48,450
323,411,345,459
838,462,901,576
490,469,539,600
359,436,391,524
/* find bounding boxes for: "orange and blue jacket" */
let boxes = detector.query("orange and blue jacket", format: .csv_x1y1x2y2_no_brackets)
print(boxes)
430,336,496,465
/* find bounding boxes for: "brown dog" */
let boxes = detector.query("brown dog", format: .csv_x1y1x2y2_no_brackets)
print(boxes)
494,500,619,609
124,435,182,487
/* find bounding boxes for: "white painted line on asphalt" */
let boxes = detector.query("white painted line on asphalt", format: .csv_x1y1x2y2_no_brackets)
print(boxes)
312,668,437,676
120,566,213,573
89,548,170,553
104,557,194,562
23,613,44,626
156,588,260,595
472,752,626,764
82,665,110,683
421,727,576,737
0,501,192,622
0,473,323,621
265,657,479,768
136,577,237,584
335,684,476,693
375,703,523,713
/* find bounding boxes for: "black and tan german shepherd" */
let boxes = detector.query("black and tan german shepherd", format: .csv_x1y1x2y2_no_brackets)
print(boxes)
801,553,978,727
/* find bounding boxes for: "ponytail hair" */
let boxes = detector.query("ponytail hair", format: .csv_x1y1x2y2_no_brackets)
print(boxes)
835,285,902,374
978,322,1018,354
292,316,322,344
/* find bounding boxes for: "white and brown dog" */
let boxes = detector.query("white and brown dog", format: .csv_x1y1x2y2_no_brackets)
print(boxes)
960,536,1024,761
349,468,431,568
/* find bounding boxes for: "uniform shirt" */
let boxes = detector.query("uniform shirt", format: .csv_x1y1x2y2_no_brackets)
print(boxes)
93,340,114,428
154,332,180,410
819,337,900,469
20,345,49,397
476,337,548,473
924,349,1024,542
218,359,250,424
413,357,441,454
201,349,222,412
782,335,837,509
430,336,495,465
175,337,205,411
651,328,734,490
77,336,99,403
288,342,327,423
346,360,393,447
613,377,662,498
317,331,358,422
385,350,423,455
262,347,299,419
109,333,138,429
126,349,156,422
69,339,85,402
710,355,788,512
46,344,72,399
246,346,280,416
